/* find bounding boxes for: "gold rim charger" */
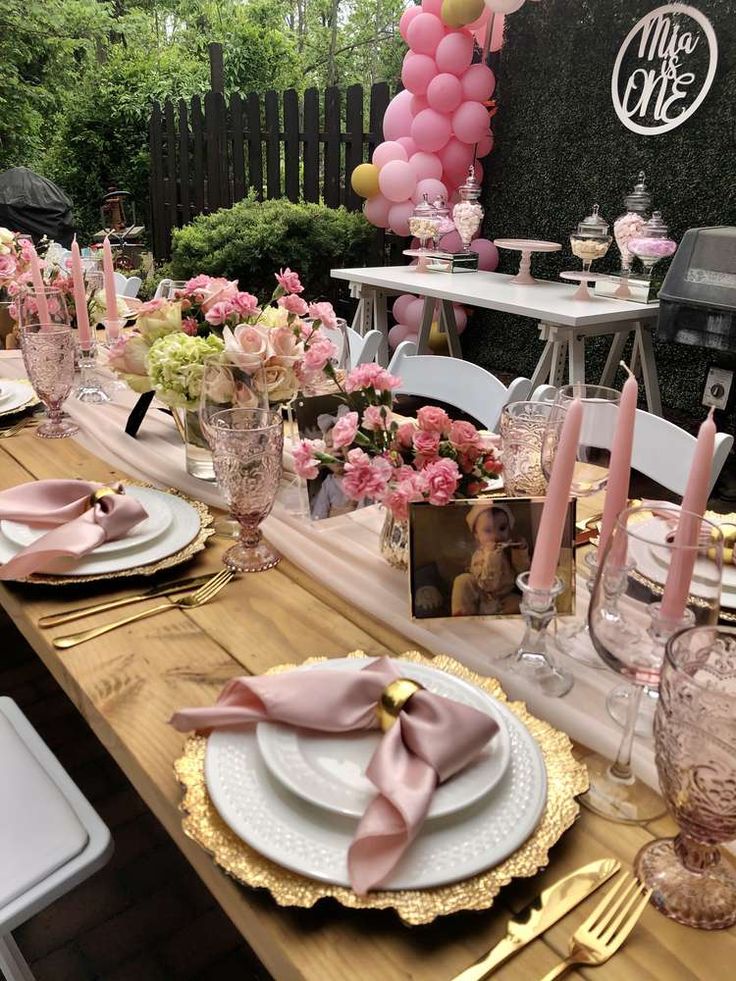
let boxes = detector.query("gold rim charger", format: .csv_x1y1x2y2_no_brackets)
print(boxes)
174,651,588,924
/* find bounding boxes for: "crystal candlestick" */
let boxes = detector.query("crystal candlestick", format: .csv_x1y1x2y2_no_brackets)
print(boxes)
505,572,574,697
75,340,111,404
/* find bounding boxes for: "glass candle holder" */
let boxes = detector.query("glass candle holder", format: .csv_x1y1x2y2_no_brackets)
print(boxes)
504,572,574,698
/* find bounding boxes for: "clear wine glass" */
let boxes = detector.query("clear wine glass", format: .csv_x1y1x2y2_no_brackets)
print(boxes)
583,504,723,824
19,323,79,439
209,407,283,572
499,400,554,497
16,287,70,330
635,625,736,929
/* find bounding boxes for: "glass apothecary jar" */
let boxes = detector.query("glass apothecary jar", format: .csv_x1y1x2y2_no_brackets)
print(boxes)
432,196,455,240
629,211,678,273
452,167,484,252
570,204,612,272
613,171,651,273
408,195,441,253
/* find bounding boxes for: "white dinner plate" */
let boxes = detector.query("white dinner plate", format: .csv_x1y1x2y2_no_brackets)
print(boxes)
0,380,35,417
205,657,547,891
256,659,511,819
1,488,172,557
0,486,201,577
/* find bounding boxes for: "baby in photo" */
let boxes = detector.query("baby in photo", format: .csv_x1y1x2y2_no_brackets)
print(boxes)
452,502,530,616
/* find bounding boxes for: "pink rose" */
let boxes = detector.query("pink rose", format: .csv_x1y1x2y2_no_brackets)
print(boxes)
136,297,167,315
417,405,451,435
331,410,359,449
275,268,304,294
200,279,239,313
301,336,337,374
423,457,460,506
268,326,304,366
394,421,416,449
278,294,309,316
382,468,426,522
450,419,481,456
345,363,401,394
342,449,392,501
184,274,212,292
19,239,34,263
223,324,268,370
0,254,18,282
182,316,199,336
308,301,337,330
362,404,388,431
232,291,260,317
204,301,235,326
413,429,441,458
293,438,326,480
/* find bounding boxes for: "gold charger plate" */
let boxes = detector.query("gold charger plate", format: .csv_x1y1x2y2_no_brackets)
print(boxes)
10,481,214,585
0,379,40,419
174,651,588,925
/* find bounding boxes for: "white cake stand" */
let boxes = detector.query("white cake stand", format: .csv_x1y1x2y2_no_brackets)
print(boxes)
560,270,615,300
494,239,562,285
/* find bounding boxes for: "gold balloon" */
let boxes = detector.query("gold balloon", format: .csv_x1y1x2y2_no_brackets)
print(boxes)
428,320,449,354
441,0,484,28
350,163,380,199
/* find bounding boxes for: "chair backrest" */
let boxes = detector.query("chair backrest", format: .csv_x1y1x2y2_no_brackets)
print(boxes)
153,278,173,300
123,275,142,298
531,384,556,403
113,272,127,295
347,326,382,366
387,342,532,431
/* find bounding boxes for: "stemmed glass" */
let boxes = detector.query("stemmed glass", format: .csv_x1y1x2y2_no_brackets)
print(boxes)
19,323,80,439
209,407,283,572
500,401,555,497
541,384,621,668
16,287,70,331
635,625,736,929
583,504,723,823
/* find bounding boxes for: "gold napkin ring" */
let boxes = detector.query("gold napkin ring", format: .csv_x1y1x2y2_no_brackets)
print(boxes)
708,523,736,565
89,485,122,507
376,678,424,732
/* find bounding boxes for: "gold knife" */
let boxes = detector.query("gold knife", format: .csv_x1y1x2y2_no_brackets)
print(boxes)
450,858,620,981
37,574,217,628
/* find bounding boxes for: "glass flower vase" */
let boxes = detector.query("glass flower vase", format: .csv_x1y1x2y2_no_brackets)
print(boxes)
379,509,409,570
183,409,214,481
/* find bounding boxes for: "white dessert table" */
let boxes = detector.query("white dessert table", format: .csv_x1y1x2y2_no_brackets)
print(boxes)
332,266,662,414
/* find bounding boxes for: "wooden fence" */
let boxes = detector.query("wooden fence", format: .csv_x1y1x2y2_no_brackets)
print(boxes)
148,82,393,259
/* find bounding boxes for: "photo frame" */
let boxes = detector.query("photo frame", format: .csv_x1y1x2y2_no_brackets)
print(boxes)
408,497,576,620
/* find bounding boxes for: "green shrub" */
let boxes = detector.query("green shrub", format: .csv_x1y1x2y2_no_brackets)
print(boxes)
170,197,375,300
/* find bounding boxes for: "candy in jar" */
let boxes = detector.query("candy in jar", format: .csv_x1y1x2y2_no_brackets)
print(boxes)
408,195,441,251
613,172,651,272
569,204,612,272
452,166,484,252
629,211,678,271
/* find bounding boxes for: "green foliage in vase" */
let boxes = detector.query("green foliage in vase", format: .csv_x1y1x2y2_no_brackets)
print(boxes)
169,197,375,300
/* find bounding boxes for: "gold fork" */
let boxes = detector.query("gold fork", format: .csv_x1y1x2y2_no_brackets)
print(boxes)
52,568,235,649
538,872,652,980
0,416,37,439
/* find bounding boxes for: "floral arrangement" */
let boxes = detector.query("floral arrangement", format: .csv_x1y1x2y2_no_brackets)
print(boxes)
293,363,502,521
0,228,33,291
107,268,340,407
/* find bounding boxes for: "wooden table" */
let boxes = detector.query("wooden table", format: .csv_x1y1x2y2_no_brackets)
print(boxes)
331,267,662,414
1,432,733,980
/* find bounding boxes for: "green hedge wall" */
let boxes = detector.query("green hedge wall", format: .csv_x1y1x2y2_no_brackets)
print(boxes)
467,0,736,430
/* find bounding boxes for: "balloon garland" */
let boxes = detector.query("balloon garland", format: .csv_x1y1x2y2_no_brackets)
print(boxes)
350,0,532,349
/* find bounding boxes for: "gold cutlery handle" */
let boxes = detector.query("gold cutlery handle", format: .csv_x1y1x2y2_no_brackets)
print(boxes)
40,594,153,627
450,937,521,980
538,957,576,981
53,600,175,649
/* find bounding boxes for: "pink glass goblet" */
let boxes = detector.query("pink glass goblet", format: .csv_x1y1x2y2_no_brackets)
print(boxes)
16,287,70,330
635,626,736,929
19,323,79,439
209,407,283,572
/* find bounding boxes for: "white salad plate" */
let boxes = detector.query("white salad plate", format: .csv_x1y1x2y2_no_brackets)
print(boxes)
0,486,201,577
205,657,547,891
0,380,35,416
256,659,511,820
1,489,173,557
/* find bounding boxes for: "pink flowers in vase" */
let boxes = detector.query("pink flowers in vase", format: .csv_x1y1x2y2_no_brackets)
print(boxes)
293,366,502,520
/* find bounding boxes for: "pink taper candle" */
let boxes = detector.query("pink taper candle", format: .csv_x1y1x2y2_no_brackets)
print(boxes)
29,244,51,328
660,407,717,621
70,238,92,351
102,236,118,330
529,398,583,590
598,364,638,557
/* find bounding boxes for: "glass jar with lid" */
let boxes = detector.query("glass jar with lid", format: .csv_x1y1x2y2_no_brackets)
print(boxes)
570,204,612,272
408,195,441,253
628,211,677,272
452,166,484,252
432,196,455,241
613,172,651,273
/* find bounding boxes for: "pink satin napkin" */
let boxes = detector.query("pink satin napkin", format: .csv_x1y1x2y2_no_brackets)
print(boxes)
170,656,498,894
0,480,148,579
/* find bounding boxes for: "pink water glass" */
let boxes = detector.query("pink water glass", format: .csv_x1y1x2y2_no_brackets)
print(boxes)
209,407,283,572
636,626,736,930
19,323,79,439
15,287,70,330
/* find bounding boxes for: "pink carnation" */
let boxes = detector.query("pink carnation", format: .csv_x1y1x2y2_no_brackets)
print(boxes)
293,439,326,481
19,239,35,263
308,301,337,330
182,316,199,336
417,405,451,435
362,404,388,431
382,468,427,522
331,410,359,449
232,291,260,317
394,421,416,449
275,268,304,294
412,429,441,459
449,419,482,456
342,449,392,502
423,457,460,506
278,294,309,316
301,337,337,374
184,274,212,292
345,363,401,394
204,301,234,326
0,254,18,281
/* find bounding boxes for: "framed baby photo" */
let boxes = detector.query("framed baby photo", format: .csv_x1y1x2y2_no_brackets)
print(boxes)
408,498,576,620
294,394,370,521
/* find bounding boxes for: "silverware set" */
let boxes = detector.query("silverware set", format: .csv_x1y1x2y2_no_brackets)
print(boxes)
0,415,40,439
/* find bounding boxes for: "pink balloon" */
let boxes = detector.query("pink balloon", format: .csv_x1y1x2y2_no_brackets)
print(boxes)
452,101,490,144
392,294,416,323
439,229,463,253
410,94,429,116
411,108,453,152
461,64,496,102
453,305,467,335
399,5,422,43
372,141,408,169
471,238,499,272
413,177,448,204
422,0,444,14
407,13,445,56
404,332,419,347
438,138,474,180
405,299,427,331
426,73,463,113
378,159,417,203
476,132,494,157
435,33,474,75
389,324,411,349
382,89,414,141
388,200,415,237
401,52,437,96
363,194,392,229
409,151,443,182
397,136,418,157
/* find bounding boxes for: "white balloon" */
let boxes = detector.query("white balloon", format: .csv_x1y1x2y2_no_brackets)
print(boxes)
483,0,525,13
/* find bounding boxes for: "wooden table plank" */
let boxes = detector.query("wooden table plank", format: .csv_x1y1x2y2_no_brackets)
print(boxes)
1,435,734,980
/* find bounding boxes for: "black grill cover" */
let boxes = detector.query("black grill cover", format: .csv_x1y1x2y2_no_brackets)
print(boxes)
0,167,75,248
658,227,736,355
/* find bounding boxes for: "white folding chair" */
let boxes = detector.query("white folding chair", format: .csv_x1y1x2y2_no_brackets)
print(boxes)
0,698,112,981
346,326,382,366
113,272,127,295
122,275,142,299
153,278,173,300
